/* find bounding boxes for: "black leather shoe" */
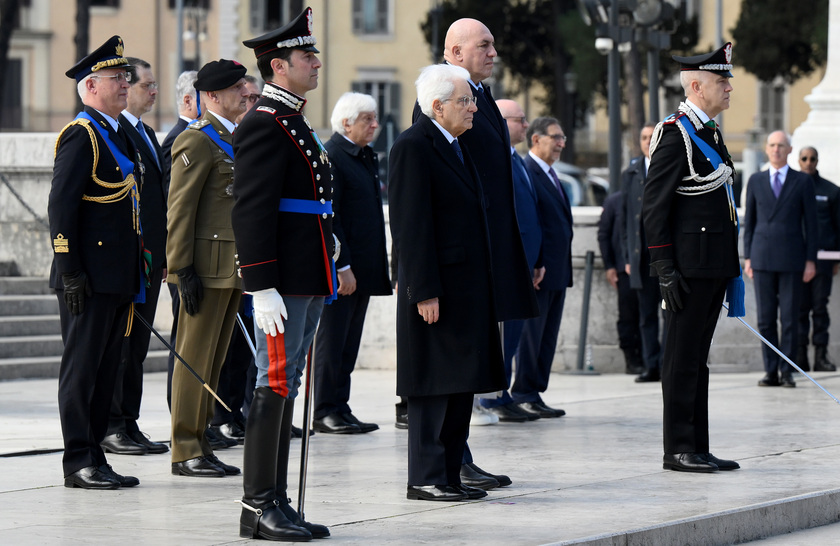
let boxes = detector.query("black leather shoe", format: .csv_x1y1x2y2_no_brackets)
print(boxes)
171,456,225,477
518,401,565,418
485,404,528,422
703,453,740,471
459,463,500,490
758,373,780,387
278,499,330,539
98,463,139,487
454,483,488,499
127,430,169,454
635,369,661,383
663,453,718,473
406,485,467,501
395,406,408,429
206,453,241,475
313,413,361,434
291,425,315,438
342,412,379,433
211,422,245,445
781,374,796,388
205,426,237,449
64,466,120,489
101,432,148,455
466,462,512,487
240,501,312,541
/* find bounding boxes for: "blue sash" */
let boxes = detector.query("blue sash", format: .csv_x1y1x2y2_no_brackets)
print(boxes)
276,199,337,304
74,112,147,304
189,119,234,159
676,115,745,317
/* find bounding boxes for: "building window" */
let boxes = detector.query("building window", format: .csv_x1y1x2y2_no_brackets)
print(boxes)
169,0,210,7
250,0,303,33
758,80,786,133
90,0,120,7
1,59,23,130
352,0,390,35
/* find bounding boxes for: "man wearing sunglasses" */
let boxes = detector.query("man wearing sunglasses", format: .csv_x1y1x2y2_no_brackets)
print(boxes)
797,147,840,372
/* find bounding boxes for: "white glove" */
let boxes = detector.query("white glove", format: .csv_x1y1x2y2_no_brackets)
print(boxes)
251,288,288,337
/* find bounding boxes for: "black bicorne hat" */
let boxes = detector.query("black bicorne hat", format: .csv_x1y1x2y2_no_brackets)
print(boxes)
243,6,319,58
65,35,130,82
672,42,734,78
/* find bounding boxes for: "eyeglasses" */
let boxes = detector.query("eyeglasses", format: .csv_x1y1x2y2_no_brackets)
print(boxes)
543,133,567,142
800,156,817,162
504,116,527,124
94,71,131,83
139,82,158,91
444,95,478,107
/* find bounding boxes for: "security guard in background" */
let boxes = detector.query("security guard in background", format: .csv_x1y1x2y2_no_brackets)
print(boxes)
50,36,142,489
167,59,249,478
642,42,742,474
233,6,332,541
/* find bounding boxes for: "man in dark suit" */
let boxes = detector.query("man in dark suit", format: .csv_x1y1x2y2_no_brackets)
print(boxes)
161,69,197,409
516,116,573,419
597,190,643,375
642,43,741,473
233,8,333,540
390,63,505,503
312,92,392,434
480,99,545,423
622,123,663,383
50,36,142,489
797,147,840,372
744,131,817,388
100,57,169,457
167,60,249,479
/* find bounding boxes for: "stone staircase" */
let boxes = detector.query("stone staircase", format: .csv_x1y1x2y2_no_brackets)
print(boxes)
0,277,170,380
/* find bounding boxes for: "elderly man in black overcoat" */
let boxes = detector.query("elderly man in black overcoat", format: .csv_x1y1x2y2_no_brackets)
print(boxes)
390,63,505,502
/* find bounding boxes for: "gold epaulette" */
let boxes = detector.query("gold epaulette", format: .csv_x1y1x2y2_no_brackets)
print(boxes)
188,119,211,130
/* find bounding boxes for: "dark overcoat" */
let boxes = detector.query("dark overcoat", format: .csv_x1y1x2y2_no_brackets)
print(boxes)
388,114,505,397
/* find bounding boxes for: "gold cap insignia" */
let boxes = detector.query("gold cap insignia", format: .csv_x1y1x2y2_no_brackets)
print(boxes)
115,39,124,57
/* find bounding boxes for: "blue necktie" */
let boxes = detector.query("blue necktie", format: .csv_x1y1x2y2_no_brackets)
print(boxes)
452,139,464,164
136,120,160,169
511,152,534,196
772,171,782,198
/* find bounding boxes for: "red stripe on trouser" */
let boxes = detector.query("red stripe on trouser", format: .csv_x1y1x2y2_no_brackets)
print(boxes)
266,332,289,397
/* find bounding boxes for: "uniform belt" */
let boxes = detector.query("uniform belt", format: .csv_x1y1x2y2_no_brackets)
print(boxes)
278,198,332,215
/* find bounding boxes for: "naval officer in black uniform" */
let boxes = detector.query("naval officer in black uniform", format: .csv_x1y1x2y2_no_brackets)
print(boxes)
642,43,742,473
232,6,332,542
49,36,142,489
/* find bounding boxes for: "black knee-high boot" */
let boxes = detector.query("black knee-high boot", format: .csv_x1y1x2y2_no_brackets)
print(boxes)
276,398,330,538
240,387,311,542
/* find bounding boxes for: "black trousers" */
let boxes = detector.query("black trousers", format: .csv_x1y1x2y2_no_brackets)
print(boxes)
313,291,371,420
754,270,802,375
57,290,131,476
513,288,566,404
407,393,472,486
799,270,834,347
661,277,726,455
108,266,164,435
636,273,663,371
616,271,642,353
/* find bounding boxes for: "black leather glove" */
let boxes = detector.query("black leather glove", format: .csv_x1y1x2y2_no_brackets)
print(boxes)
651,259,691,311
61,271,92,316
176,265,203,316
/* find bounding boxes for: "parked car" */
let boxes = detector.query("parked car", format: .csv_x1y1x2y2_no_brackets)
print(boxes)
552,161,609,206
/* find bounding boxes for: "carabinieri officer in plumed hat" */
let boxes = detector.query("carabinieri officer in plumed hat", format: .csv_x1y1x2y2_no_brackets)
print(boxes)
642,42,743,474
232,6,333,542
50,35,144,490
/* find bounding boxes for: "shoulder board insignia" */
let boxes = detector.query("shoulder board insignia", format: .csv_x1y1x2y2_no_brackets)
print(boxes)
188,119,211,130
663,113,684,125
256,106,277,115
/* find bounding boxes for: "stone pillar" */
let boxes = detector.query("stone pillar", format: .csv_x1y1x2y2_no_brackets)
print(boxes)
790,0,840,182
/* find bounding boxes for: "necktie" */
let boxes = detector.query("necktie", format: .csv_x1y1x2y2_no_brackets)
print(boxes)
772,171,782,198
136,120,160,168
452,139,464,164
511,152,533,194
548,167,570,206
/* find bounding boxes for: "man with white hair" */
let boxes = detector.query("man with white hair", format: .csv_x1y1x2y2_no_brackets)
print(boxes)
642,42,742,473
390,63,504,502
49,35,142,489
312,92,392,434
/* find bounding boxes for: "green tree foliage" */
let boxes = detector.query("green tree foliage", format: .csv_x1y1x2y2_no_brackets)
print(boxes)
731,0,828,84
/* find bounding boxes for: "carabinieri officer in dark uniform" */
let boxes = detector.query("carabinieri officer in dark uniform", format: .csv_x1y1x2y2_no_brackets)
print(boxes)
642,42,742,474
232,6,332,542
49,36,143,489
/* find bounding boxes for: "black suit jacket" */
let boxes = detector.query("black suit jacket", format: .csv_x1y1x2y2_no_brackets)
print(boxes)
524,155,574,291
621,156,649,289
162,117,189,198
324,132,391,295
744,168,817,272
412,83,537,322
597,191,625,272
48,106,140,295
119,114,168,268
389,114,504,397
